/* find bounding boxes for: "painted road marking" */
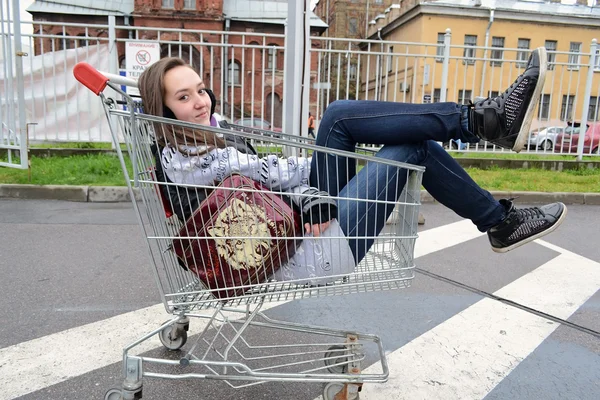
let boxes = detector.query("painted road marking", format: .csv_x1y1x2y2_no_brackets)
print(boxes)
0,220,479,399
356,245,600,399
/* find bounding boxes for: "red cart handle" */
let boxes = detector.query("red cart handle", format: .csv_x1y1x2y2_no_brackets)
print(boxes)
73,62,109,96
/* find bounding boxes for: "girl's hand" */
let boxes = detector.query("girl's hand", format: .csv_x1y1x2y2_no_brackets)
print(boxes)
305,221,332,237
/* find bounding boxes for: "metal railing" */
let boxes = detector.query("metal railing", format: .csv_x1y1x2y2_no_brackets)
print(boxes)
2,18,599,160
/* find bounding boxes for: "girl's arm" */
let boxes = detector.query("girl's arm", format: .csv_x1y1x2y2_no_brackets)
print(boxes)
161,146,311,190
162,146,338,234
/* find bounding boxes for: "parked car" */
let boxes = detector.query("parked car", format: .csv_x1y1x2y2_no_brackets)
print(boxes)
233,117,282,134
554,122,600,154
527,126,565,151
443,139,468,151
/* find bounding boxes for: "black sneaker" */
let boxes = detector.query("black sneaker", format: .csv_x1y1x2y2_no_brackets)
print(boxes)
487,199,566,253
470,47,547,153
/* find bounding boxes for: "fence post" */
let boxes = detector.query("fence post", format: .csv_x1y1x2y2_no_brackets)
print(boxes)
282,0,310,146
440,28,451,102
12,0,28,169
576,38,598,161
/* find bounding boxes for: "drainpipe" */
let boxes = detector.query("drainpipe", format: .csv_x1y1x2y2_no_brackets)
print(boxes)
125,16,133,39
376,27,383,101
223,17,230,117
479,8,494,98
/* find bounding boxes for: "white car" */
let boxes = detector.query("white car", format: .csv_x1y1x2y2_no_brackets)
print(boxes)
527,126,566,151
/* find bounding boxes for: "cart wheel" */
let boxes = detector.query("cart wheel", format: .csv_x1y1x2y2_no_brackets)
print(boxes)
104,388,122,400
158,322,188,351
323,382,360,400
324,345,348,374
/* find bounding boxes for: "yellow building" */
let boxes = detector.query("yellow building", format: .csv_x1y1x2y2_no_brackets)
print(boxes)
362,0,600,129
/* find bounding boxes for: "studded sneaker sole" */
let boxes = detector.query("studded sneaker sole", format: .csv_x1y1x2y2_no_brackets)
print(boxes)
512,47,547,153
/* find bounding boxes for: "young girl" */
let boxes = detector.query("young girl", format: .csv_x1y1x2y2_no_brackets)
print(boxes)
138,49,566,269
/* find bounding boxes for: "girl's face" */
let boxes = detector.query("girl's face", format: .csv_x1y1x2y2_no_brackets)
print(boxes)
163,65,211,126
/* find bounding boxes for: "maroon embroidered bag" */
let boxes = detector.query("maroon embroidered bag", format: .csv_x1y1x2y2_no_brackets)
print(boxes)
171,175,302,300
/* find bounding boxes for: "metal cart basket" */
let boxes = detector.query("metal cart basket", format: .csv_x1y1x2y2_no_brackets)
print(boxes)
74,62,425,400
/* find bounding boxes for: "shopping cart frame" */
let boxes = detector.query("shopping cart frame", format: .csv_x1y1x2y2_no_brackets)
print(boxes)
74,62,425,400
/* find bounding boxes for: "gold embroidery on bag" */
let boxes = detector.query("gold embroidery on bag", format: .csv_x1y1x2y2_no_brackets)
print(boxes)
207,198,273,271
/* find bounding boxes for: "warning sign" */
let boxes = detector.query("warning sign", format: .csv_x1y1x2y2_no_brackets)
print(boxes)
125,41,161,95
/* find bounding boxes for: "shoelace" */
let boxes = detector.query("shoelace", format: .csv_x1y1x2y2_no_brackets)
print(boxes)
515,207,545,222
479,81,517,107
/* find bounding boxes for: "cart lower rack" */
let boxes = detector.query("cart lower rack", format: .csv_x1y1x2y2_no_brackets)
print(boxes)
74,62,425,400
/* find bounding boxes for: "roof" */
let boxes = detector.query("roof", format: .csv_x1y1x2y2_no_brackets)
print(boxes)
423,0,600,18
223,0,328,29
26,0,134,16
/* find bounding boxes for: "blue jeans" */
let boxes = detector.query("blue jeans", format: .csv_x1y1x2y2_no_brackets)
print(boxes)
309,100,506,263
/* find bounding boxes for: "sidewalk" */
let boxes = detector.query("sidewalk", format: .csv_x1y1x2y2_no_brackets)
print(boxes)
1,183,599,205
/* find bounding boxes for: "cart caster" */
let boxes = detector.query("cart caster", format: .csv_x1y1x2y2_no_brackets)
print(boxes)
323,382,360,400
324,345,348,374
104,388,122,400
158,320,188,351
104,387,143,400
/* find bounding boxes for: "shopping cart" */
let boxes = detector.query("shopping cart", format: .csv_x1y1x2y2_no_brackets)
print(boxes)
74,62,425,400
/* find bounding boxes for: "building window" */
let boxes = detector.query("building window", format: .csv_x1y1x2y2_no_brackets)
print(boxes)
387,46,394,72
539,94,550,120
228,60,241,85
568,42,581,70
162,0,174,8
545,40,557,71
595,49,600,71
433,88,441,103
374,0,383,3
76,34,87,48
589,96,599,121
517,38,530,67
267,44,277,70
349,18,358,35
457,89,472,104
57,35,73,51
436,32,445,62
561,95,575,121
463,35,477,64
183,0,195,9
490,37,504,66
349,64,357,80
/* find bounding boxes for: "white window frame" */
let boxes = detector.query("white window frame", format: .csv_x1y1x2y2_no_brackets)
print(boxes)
568,42,581,70
490,36,505,66
436,32,445,62
545,40,557,71
463,35,477,64
517,38,530,67
228,61,241,85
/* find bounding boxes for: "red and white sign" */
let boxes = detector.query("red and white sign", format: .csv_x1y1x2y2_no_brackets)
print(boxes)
125,41,161,95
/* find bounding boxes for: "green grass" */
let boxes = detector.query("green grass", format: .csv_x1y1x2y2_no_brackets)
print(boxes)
0,153,598,192
465,165,600,193
30,142,128,150
451,151,594,161
0,154,131,186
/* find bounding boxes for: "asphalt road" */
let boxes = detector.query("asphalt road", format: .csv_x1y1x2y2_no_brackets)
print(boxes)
0,199,598,400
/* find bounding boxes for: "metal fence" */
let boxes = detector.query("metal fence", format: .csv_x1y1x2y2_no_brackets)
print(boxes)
2,17,600,169
0,0,27,168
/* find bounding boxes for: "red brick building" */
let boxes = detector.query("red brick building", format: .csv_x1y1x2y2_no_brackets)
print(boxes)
313,0,393,40
27,0,327,126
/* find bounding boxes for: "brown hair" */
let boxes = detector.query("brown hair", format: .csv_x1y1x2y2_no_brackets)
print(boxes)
138,57,225,154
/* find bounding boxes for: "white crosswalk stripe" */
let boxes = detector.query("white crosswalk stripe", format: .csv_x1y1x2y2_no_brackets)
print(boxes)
1,220,598,400
355,240,600,399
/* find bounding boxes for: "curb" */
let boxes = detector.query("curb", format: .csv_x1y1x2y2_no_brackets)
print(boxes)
1,184,599,205
0,184,140,202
